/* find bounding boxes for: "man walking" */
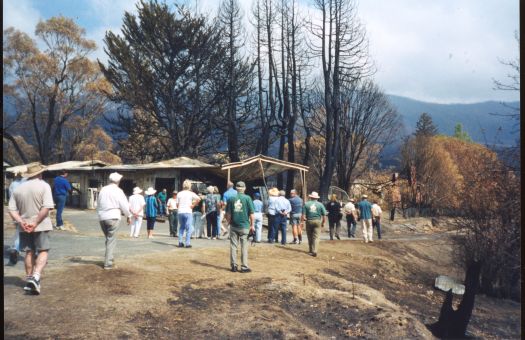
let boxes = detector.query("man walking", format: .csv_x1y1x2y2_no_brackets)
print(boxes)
267,187,279,243
8,163,54,294
53,170,71,230
157,188,167,217
225,181,255,273
356,194,373,243
371,200,383,240
288,189,303,244
302,191,327,257
97,172,131,269
344,198,357,238
167,191,178,237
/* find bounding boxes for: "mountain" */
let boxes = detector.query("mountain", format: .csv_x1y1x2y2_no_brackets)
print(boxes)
387,95,520,147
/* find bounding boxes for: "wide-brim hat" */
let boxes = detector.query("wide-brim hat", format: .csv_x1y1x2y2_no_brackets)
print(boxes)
308,191,320,199
207,185,215,193
109,172,123,183
133,187,143,195
349,198,355,202
362,194,368,199
145,187,156,195
236,181,246,189
22,163,47,178
268,187,279,196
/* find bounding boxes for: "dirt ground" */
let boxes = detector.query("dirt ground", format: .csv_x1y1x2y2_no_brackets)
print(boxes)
3,213,521,339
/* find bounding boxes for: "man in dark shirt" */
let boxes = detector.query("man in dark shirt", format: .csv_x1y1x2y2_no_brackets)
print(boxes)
53,171,71,230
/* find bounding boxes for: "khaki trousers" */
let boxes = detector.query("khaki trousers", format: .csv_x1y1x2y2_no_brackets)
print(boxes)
306,220,322,254
361,219,373,242
230,227,249,269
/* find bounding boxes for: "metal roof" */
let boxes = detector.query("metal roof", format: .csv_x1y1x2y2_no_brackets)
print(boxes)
5,160,109,174
220,154,309,182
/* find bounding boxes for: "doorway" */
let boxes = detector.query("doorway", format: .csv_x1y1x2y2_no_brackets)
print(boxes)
155,178,175,194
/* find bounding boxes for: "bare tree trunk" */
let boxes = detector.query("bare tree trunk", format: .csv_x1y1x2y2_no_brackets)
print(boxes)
430,261,481,338
3,133,29,164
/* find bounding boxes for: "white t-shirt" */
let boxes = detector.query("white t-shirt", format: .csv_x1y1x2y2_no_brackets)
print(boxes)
97,183,131,221
371,203,382,217
129,194,146,217
343,202,356,215
167,197,178,211
176,190,200,214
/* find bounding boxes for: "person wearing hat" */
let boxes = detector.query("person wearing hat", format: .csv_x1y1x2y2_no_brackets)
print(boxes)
8,163,54,294
176,179,201,248
225,181,255,272
7,171,27,265
267,187,279,243
356,194,373,243
167,190,179,237
343,198,357,238
301,191,327,257
129,187,146,238
204,186,220,239
144,187,158,239
252,192,264,243
97,172,132,269
53,170,72,231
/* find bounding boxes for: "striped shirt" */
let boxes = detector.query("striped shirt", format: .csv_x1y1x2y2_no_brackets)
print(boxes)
145,195,158,218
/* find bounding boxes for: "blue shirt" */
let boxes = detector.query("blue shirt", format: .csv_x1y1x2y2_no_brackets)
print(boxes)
222,188,238,204
274,196,291,214
253,199,263,213
9,178,26,198
267,196,278,215
145,195,158,218
53,176,72,196
288,196,303,214
357,200,372,220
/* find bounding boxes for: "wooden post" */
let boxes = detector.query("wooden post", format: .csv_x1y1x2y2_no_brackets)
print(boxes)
227,168,231,185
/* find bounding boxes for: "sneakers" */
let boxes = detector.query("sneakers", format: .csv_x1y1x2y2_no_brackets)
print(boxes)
104,265,113,270
336,235,341,240
185,245,192,248
309,252,317,257
24,277,33,291
178,243,185,248
240,268,252,273
55,225,65,231
27,277,41,294
231,265,238,272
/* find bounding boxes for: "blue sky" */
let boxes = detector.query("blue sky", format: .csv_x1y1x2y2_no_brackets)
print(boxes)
3,0,520,104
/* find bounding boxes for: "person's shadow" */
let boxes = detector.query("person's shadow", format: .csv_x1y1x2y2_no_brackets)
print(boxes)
4,276,26,288
190,260,230,272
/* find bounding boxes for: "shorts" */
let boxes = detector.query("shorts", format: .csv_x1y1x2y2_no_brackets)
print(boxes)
20,231,51,252
290,213,302,225
146,217,156,230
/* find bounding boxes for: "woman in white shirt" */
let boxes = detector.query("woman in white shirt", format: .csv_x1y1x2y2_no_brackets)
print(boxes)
167,191,178,237
176,180,200,248
129,187,146,238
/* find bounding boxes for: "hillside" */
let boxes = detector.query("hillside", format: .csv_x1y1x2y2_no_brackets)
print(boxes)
388,95,520,147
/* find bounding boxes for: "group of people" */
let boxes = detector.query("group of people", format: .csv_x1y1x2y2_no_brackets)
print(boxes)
7,162,385,294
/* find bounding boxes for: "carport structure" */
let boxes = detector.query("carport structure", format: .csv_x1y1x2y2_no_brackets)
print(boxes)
220,155,309,201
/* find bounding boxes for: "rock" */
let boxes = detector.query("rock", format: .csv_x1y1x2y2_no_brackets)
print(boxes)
434,275,465,295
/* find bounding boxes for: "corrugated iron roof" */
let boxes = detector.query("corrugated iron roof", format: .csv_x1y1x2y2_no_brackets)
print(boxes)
5,160,108,174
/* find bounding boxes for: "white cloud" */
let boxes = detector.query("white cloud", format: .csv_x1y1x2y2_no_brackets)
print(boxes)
3,0,42,37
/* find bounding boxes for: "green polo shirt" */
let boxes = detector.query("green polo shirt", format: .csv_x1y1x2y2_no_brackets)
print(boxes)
226,193,255,228
302,200,327,220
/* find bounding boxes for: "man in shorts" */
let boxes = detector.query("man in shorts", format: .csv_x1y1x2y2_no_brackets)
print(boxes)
288,189,303,244
8,163,55,295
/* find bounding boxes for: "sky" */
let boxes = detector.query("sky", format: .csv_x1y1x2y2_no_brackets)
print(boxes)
3,0,520,104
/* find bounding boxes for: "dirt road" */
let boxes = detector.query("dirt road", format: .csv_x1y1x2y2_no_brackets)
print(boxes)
3,209,521,339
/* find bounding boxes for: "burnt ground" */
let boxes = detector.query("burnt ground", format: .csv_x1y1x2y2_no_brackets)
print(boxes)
3,210,521,339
